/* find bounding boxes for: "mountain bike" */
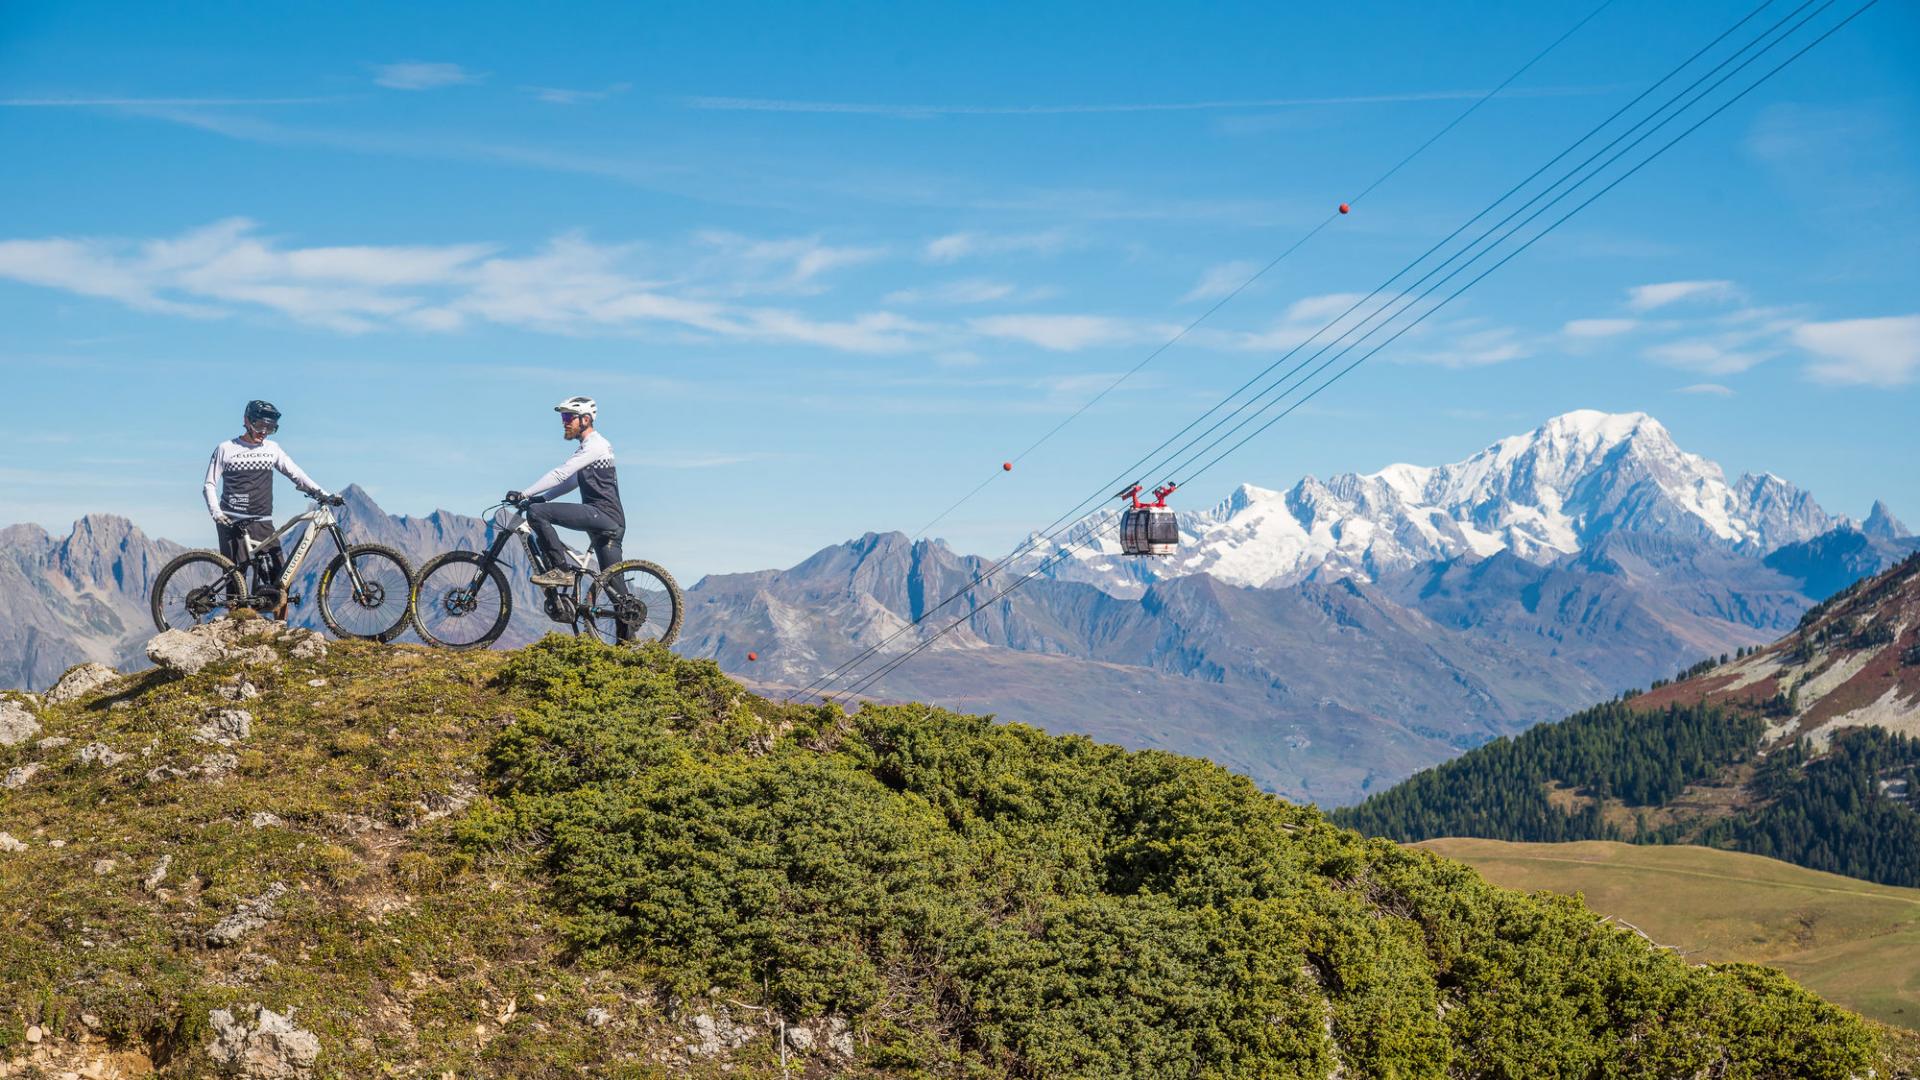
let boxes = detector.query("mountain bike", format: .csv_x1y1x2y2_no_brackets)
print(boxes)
408,501,682,650
150,495,414,641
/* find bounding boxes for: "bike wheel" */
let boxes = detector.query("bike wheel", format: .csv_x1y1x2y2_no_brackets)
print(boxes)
408,551,513,650
581,560,683,647
318,544,414,642
151,551,247,631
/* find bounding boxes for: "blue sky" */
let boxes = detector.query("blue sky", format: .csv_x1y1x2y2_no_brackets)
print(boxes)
2,0,1916,579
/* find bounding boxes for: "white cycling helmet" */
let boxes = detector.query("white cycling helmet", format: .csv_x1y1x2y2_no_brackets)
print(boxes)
553,395,598,419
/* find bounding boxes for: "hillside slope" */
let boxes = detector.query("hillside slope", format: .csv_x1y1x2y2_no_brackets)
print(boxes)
1337,552,1920,886
1,623,1909,1078
1418,838,1920,1031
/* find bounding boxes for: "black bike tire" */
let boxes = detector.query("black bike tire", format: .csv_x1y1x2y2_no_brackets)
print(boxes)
318,544,414,643
589,559,684,647
408,550,514,651
150,550,247,632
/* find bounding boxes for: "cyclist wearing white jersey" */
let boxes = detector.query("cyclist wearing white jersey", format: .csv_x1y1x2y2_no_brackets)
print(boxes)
203,399,334,614
507,395,626,590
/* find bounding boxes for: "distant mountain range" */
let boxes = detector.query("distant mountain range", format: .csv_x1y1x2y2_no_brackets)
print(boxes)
3,411,1914,806
1020,410,1841,594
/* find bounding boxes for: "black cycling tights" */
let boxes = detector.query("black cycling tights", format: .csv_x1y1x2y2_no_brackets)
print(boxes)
526,503,625,581
216,519,284,600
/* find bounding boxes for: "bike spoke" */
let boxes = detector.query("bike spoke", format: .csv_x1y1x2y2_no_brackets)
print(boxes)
323,548,411,639
586,564,679,645
157,556,239,629
413,557,509,649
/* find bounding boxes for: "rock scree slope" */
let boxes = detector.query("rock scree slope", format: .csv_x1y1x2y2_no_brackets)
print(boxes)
0,619,1912,1078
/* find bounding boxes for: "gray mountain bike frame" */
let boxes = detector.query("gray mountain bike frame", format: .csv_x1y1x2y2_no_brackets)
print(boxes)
232,501,373,598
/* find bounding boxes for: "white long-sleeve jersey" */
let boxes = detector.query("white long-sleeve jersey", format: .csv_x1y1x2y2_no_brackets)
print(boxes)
203,437,327,521
524,430,624,529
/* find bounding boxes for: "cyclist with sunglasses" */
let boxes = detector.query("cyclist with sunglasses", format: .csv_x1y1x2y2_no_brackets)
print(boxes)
507,396,627,591
203,399,335,616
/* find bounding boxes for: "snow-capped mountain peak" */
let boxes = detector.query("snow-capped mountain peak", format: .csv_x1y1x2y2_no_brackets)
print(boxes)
1018,410,1836,595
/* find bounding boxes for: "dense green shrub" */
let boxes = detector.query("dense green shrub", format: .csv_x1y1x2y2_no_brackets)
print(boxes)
461,637,1879,1078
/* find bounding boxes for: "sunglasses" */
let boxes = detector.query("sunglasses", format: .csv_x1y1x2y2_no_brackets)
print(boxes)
560,412,585,423
249,419,279,434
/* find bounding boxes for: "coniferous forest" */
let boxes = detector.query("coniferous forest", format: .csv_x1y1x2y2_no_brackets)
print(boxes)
1690,728,1920,886
1333,701,1920,888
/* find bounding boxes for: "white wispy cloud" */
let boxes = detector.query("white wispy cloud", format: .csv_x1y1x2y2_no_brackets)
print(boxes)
923,229,1070,263
681,85,1622,119
1675,383,1735,396
1562,317,1639,338
1794,315,1920,387
525,82,631,105
1207,292,1390,352
884,279,1018,306
0,219,924,350
373,62,482,91
967,314,1154,351
1626,280,1739,312
1391,324,1532,368
1180,260,1261,304
687,231,888,295
1643,340,1772,375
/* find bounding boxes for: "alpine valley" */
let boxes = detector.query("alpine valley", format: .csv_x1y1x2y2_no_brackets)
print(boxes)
5,410,1914,806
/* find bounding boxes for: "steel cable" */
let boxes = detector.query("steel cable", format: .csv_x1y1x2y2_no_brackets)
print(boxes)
819,0,1878,706
785,0,1779,705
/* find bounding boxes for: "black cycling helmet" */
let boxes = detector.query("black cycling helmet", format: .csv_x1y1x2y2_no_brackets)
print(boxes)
244,400,281,433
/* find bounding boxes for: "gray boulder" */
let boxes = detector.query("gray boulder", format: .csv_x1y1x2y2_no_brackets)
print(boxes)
2,762,42,789
196,709,254,746
77,742,128,767
147,627,233,677
0,700,39,747
148,620,329,678
45,663,120,705
207,1004,321,1079
206,882,289,947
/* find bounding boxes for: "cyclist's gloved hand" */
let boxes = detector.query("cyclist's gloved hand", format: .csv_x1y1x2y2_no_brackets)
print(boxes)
505,490,525,505
323,492,346,506
212,513,234,527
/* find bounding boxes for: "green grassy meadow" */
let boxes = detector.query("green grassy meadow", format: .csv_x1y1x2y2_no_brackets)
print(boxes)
1417,838,1920,1032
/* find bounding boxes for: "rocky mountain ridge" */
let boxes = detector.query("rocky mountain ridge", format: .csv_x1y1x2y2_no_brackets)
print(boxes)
3,412,1912,805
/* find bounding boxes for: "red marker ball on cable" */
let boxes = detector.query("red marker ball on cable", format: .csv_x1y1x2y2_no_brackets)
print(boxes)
1338,203,1350,215
746,652,758,662
1002,461,1013,471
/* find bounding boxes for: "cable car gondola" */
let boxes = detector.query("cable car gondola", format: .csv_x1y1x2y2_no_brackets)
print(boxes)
1117,482,1179,556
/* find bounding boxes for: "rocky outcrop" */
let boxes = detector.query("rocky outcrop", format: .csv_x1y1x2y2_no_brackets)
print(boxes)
45,663,120,705
147,620,328,678
195,708,253,746
205,883,290,948
0,700,38,747
206,1005,320,1079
